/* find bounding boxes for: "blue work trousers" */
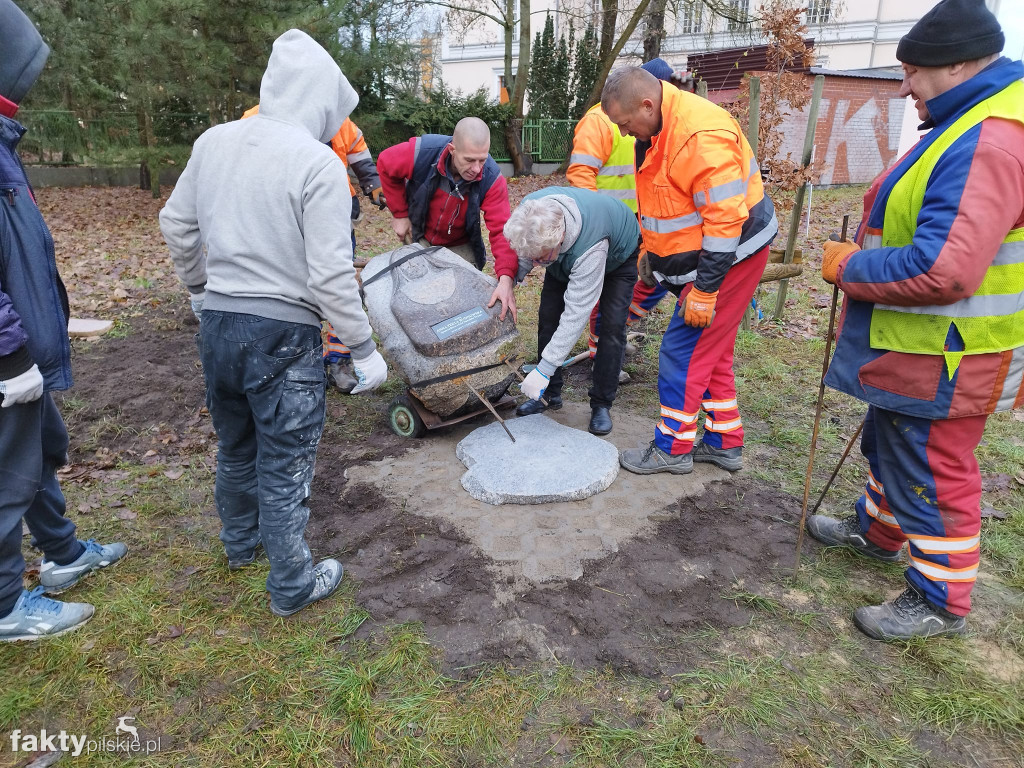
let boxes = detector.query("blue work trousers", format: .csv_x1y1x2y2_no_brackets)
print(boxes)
198,311,327,611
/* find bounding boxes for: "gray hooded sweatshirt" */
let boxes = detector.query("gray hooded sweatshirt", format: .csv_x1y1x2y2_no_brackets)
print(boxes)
159,30,375,357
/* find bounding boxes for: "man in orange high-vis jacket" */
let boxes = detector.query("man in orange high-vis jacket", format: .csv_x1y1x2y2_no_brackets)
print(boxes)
602,66,777,476
570,58,688,361
242,106,383,392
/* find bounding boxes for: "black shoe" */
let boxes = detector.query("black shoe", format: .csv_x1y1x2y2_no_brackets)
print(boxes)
853,586,967,641
516,396,562,416
589,406,612,435
228,543,265,571
692,441,743,471
805,514,903,563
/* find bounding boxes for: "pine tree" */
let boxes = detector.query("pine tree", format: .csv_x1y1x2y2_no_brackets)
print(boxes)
527,14,556,119
570,23,601,119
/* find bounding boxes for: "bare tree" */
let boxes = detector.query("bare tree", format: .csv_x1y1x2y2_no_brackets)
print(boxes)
419,0,533,174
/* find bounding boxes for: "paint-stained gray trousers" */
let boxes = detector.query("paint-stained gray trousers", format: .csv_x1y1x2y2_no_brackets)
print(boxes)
198,311,326,611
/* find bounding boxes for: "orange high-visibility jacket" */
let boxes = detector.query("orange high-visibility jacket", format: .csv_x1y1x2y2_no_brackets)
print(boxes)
241,106,379,198
567,104,638,212
636,82,777,293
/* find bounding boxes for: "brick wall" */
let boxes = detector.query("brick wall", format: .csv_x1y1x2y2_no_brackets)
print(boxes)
776,74,907,185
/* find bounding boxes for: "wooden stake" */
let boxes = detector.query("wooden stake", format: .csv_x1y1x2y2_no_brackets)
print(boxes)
793,214,849,573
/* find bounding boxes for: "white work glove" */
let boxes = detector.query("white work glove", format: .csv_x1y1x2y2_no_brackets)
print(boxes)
0,364,44,408
189,291,205,321
520,368,549,400
351,349,388,394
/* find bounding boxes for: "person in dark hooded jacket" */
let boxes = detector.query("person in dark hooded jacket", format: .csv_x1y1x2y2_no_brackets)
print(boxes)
0,0,127,643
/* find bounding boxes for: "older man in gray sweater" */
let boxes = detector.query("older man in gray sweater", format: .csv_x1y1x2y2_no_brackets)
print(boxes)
506,187,640,435
160,30,387,617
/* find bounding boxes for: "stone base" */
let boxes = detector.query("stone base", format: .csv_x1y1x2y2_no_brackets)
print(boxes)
456,414,619,505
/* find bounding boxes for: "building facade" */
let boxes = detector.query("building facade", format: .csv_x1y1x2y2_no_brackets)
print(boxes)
439,0,951,100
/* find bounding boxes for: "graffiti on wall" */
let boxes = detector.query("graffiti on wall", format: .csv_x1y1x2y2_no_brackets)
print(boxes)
815,95,908,185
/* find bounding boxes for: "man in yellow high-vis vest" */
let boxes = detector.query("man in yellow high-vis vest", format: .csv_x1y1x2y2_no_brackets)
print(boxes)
808,0,1024,641
567,58,688,362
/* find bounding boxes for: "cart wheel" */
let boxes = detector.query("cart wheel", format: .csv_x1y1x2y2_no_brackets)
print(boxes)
388,395,426,438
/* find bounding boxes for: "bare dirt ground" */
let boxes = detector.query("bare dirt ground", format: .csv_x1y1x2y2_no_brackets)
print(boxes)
60,302,810,676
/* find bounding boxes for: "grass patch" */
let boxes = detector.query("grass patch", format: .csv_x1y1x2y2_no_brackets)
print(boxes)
4,183,1023,766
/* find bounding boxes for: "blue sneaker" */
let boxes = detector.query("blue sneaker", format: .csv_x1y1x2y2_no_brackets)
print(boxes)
39,539,128,594
0,587,95,642
270,559,344,617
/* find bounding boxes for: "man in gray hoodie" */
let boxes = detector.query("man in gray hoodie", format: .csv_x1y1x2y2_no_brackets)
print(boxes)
160,30,387,616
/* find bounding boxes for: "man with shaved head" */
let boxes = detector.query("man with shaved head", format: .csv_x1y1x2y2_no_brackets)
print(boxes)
377,117,519,321
603,66,778,477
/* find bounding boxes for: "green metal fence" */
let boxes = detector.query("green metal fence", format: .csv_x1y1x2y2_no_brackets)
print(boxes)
521,118,575,163
15,111,574,167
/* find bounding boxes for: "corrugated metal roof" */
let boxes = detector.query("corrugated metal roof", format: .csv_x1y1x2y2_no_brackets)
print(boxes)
809,66,903,80
689,39,814,92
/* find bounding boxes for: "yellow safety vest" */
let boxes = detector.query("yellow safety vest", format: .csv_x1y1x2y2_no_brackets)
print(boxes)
870,79,1024,375
578,105,638,213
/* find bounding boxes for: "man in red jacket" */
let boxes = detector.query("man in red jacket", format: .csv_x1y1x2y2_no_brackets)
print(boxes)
377,117,519,322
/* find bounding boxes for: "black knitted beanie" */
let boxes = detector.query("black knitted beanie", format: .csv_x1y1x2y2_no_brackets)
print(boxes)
897,0,1004,67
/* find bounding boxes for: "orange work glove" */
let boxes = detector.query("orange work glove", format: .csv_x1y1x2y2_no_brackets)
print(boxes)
679,288,718,328
637,249,656,287
367,187,386,209
821,240,860,285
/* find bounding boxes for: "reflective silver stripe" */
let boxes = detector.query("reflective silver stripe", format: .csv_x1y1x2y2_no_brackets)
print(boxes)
348,149,372,163
992,239,1024,266
877,291,1024,318
597,164,635,175
703,235,740,252
641,211,703,233
748,157,759,179
569,153,602,169
654,269,696,286
996,346,1024,411
736,212,779,258
695,178,747,208
863,233,882,249
596,188,637,200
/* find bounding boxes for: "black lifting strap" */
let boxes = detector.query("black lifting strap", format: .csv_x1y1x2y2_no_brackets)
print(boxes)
360,245,443,290
409,356,519,390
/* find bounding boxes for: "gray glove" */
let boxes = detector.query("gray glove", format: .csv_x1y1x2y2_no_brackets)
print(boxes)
190,291,205,321
0,364,44,408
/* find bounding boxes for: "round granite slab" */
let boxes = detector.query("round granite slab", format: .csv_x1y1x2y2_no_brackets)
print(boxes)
456,413,619,505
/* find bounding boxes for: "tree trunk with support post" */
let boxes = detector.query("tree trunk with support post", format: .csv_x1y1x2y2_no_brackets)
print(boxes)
772,74,824,321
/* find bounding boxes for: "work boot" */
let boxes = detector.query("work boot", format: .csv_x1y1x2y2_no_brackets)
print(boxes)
270,559,345,617
39,539,128,594
853,585,967,641
692,441,743,471
327,360,357,394
805,514,903,563
618,369,631,384
0,587,94,642
589,406,612,436
619,441,692,475
516,396,562,416
624,341,638,357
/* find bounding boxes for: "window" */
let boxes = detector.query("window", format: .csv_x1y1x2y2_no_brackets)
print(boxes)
677,1,703,34
807,0,831,25
726,0,750,32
